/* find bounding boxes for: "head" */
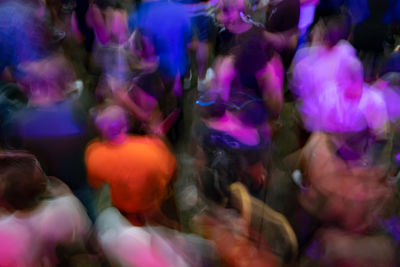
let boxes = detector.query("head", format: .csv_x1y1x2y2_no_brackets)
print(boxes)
0,151,48,211
94,105,129,141
216,0,249,31
379,51,400,86
17,55,76,105
312,12,352,48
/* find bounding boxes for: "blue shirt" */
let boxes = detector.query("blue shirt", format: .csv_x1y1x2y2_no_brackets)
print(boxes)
129,1,192,77
0,1,47,73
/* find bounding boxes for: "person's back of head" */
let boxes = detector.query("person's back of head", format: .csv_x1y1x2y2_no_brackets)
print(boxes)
93,104,129,141
322,12,352,48
0,151,47,211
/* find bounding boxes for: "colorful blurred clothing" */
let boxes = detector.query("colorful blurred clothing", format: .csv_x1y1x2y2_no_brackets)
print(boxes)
292,40,388,135
0,195,90,266
96,207,216,267
85,135,176,213
128,0,192,78
5,99,92,190
0,1,49,74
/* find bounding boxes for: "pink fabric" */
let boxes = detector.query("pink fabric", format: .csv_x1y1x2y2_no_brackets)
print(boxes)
292,41,374,133
0,196,90,266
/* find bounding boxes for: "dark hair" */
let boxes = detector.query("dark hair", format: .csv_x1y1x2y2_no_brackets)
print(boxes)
0,151,47,210
322,12,352,47
233,30,274,77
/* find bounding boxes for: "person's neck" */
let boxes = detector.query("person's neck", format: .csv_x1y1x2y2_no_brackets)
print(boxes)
108,133,128,144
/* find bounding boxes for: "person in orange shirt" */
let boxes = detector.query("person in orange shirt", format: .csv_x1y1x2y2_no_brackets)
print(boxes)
85,105,177,226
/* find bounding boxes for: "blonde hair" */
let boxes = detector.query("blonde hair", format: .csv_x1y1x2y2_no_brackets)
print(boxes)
217,0,252,15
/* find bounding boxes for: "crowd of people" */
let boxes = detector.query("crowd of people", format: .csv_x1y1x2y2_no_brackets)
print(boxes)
0,0,400,266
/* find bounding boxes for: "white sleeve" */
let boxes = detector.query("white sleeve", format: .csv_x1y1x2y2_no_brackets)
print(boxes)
96,208,189,267
33,195,91,244
96,208,165,267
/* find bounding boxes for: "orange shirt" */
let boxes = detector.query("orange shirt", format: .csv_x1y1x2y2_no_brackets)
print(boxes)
85,135,176,213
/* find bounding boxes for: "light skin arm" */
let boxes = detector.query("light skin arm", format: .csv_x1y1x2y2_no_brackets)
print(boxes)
263,28,299,52
86,3,110,45
113,88,156,123
211,56,236,102
256,53,284,118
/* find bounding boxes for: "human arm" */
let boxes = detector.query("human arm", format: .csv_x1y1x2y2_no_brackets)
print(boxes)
256,53,284,118
86,3,110,44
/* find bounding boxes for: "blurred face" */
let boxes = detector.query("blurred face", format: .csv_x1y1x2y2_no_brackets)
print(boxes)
216,0,244,30
17,55,75,100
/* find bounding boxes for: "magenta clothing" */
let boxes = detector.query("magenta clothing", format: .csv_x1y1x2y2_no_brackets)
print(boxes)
0,195,90,266
292,41,388,134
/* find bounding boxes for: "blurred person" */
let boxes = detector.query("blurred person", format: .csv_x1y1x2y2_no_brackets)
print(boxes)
374,51,400,173
192,203,279,267
192,97,271,194
85,105,177,227
4,54,96,220
213,0,284,125
299,227,397,266
264,0,300,68
128,0,193,143
100,30,179,136
37,0,67,41
0,151,91,266
190,18,295,254
83,0,173,135
128,0,192,87
296,130,392,231
290,12,387,135
291,111,395,265
352,0,391,82
86,105,220,266
289,12,398,265
71,0,96,52
84,0,132,101
0,0,53,79
174,0,218,91
376,51,400,124
95,206,217,267
192,0,284,194
86,0,130,47
95,206,188,267
189,144,298,265
291,11,391,209
229,0,300,69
